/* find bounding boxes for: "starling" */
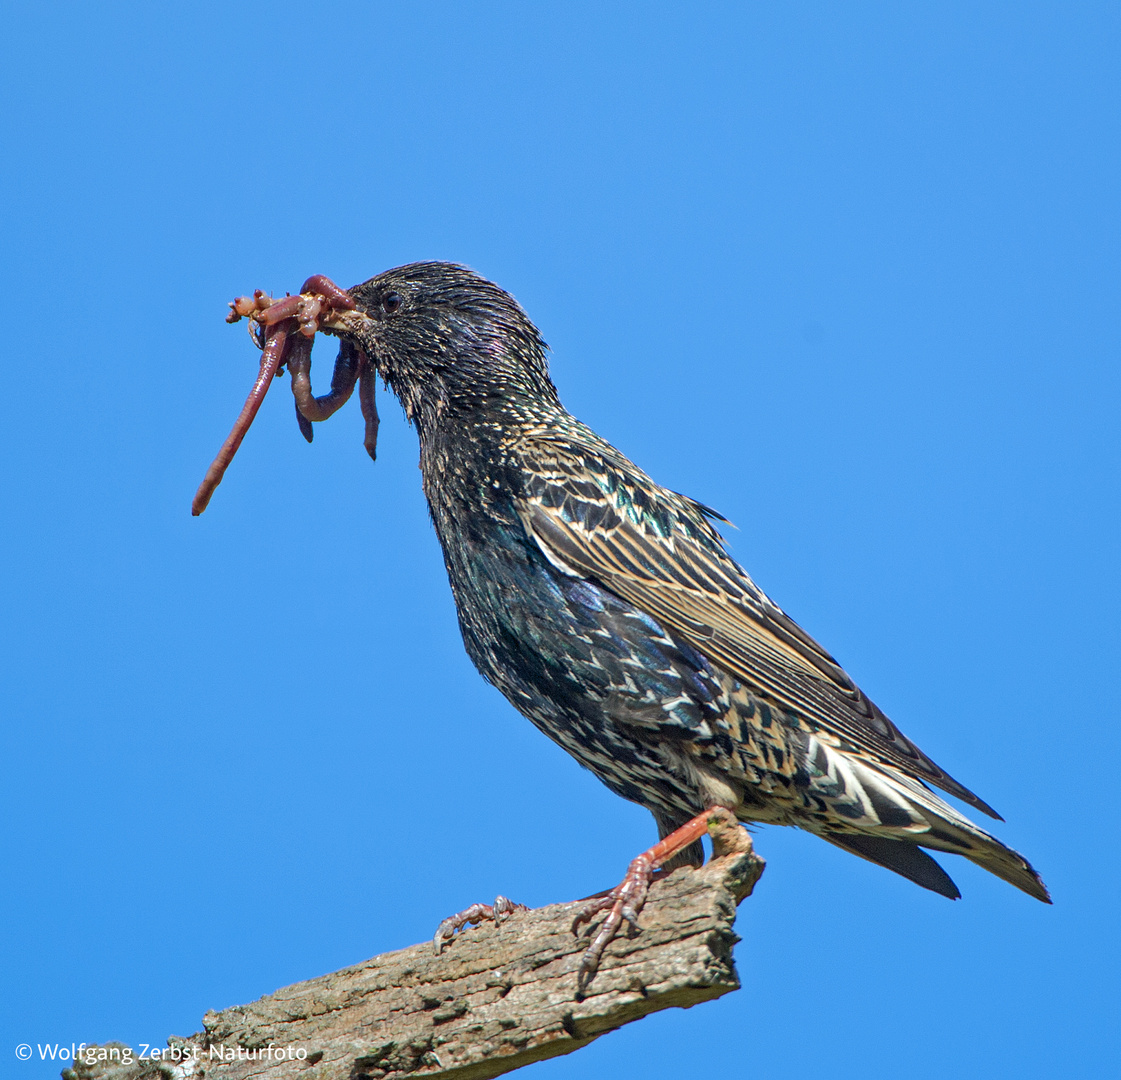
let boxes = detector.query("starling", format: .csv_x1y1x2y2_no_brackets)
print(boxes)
241,263,1051,975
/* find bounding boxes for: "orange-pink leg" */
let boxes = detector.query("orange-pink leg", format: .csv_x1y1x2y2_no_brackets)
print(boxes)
571,808,722,988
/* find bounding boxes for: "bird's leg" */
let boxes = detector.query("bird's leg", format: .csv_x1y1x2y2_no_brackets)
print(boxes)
571,806,737,989
432,896,527,955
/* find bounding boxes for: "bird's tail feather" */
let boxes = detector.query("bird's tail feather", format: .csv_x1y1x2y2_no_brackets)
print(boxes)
800,736,1051,903
821,833,961,899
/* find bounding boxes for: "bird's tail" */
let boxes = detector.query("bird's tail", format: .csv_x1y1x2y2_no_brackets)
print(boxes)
799,736,1050,903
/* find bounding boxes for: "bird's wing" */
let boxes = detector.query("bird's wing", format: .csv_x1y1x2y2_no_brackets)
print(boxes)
514,441,999,819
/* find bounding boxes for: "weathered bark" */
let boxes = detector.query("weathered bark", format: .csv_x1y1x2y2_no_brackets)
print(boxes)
64,816,763,1080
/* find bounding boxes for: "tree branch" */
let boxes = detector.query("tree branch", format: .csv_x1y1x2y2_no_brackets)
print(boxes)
64,816,763,1080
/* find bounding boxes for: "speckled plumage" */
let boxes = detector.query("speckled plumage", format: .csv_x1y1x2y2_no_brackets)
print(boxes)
340,262,1048,903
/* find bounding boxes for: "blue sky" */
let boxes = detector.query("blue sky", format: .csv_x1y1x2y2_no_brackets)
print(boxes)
1,3,1118,1077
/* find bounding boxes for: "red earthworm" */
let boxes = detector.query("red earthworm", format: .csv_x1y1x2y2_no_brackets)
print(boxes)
300,274,356,310
288,336,362,428
191,320,291,516
258,294,304,326
358,350,380,461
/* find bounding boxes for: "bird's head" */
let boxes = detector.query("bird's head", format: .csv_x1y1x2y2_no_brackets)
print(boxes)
192,263,557,515
330,262,558,430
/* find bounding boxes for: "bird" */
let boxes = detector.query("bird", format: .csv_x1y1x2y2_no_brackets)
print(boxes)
313,261,1048,976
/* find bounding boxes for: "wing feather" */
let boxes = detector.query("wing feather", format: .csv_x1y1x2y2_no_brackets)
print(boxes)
514,443,1000,819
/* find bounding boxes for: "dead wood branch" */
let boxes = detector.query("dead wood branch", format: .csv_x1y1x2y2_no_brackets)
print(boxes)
64,823,763,1080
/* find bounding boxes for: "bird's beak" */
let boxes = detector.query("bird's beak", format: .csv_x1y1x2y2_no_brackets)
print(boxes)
320,306,377,339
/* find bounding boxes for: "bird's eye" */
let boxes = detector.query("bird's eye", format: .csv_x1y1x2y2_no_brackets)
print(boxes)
382,291,403,314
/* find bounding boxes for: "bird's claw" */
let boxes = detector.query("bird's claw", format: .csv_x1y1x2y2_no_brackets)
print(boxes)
572,853,655,988
432,895,527,955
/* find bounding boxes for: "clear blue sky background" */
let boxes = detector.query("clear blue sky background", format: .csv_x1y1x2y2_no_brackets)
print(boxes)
2,3,1118,1077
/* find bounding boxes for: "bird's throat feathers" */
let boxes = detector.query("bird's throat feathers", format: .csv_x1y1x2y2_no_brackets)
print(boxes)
381,334,563,443
348,262,562,441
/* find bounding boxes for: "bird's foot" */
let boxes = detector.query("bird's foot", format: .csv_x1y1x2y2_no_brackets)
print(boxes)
571,806,738,990
571,853,655,988
432,896,527,955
